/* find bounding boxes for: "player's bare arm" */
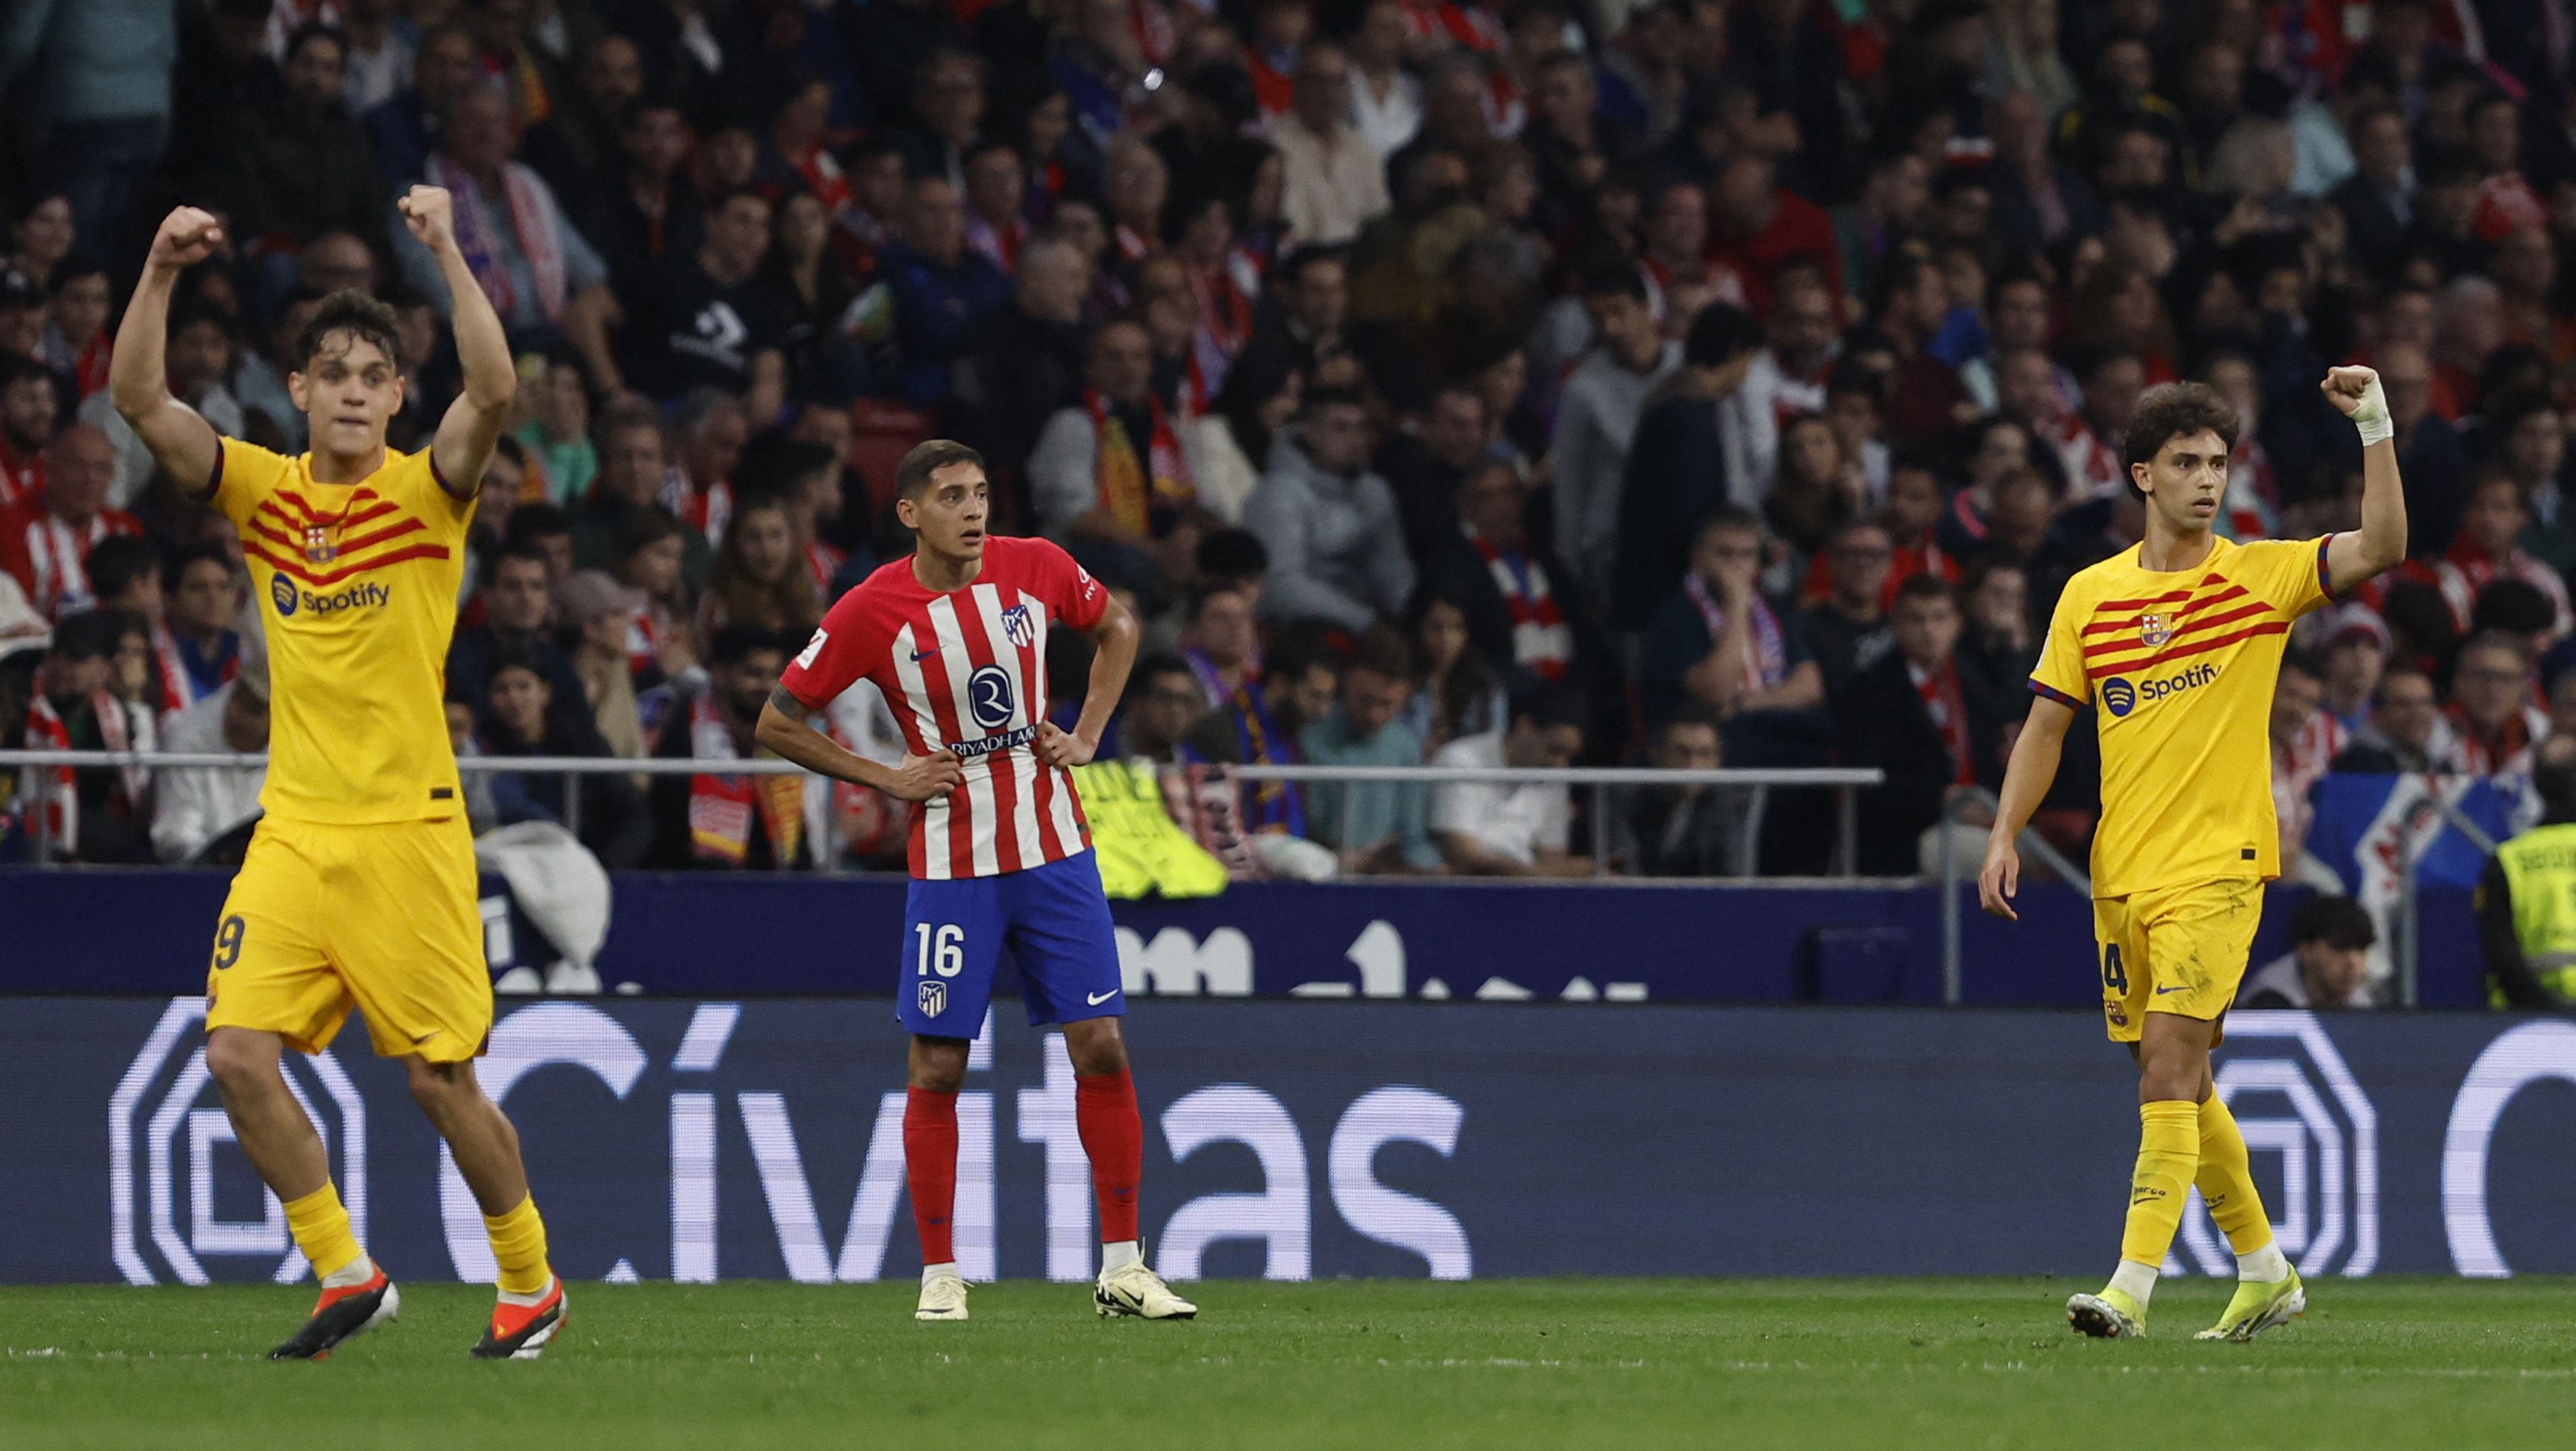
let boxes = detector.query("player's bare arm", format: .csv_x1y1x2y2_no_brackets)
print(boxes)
2319,365,2409,591
1978,694,2075,921
108,207,226,498
1036,593,1141,769
753,686,964,801
406,184,517,498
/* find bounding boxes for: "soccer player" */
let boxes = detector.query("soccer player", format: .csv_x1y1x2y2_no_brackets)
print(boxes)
1979,370,2405,1341
755,440,1199,1324
110,194,565,1360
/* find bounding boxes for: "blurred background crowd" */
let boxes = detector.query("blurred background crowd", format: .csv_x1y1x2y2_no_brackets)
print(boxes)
3,0,2574,908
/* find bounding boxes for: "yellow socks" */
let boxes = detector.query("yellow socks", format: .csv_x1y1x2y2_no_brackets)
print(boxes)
483,1195,553,1296
2117,1101,2201,1275
2197,1093,2292,1280
283,1183,365,1284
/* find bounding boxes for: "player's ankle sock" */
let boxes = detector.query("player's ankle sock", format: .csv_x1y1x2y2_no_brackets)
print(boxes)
2193,1093,2281,1269
482,1194,552,1297
905,1086,960,1267
1074,1066,1143,1245
2235,1242,2291,1283
283,1183,366,1286
921,1263,958,1287
1101,1240,1141,1274
2117,1100,2200,1278
2107,1259,2159,1308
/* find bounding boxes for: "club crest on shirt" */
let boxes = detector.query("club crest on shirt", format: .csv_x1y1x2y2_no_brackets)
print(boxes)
2138,612,2172,647
303,523,337,564
1000,603,1034,648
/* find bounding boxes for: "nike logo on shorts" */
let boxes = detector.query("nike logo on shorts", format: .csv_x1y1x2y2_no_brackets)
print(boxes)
2154,986,2187,995
1087,990,1118,1006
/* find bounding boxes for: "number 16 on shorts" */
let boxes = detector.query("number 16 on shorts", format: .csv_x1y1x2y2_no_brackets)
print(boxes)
915,923,964,1019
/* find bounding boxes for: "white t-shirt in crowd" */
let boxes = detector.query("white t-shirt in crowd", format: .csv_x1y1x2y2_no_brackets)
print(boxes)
1428,732,1568,866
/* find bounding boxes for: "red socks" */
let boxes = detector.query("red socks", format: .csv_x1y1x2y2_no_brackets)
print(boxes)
1075,1066,1144,1243
903,1086,959,1266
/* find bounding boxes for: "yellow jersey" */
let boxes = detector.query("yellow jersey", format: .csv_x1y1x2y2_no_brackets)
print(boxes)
214,437,472,825
2029,535,2335,899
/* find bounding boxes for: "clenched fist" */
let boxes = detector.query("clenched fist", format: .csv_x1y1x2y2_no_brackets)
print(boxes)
398,185,458,253
147,207,225,272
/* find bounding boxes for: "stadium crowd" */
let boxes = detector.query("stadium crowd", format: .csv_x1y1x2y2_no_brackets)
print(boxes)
2,0,2574,896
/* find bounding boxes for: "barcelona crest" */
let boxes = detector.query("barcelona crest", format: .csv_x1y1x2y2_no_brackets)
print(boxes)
2137,612,2172,647
303,523,337,564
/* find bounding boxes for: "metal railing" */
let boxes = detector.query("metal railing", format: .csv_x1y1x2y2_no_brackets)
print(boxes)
4,748,1885,879
1935,787,2091,1007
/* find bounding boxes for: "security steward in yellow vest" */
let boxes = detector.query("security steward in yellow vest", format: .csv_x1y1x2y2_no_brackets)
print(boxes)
2477,734,2576,1007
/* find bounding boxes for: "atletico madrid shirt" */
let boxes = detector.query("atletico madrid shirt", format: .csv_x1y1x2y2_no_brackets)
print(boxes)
2029,535,2335,899
780,536,1109,879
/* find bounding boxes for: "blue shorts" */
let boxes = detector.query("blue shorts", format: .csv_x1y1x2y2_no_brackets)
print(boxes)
898,850,1124,1036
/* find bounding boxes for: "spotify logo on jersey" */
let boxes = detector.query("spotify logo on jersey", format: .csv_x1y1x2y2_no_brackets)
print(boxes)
270,575,298,617
2102,678,2136,717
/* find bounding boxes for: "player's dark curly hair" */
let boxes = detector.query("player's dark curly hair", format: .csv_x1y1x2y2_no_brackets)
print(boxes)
2122,381,2240,472
292,288,405,374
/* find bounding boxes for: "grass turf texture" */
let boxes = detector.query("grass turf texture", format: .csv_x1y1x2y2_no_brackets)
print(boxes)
4,1279,2573,1450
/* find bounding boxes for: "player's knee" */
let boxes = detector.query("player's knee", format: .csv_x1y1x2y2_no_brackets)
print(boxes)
204,1031,283,1097
1063,1019,1129,1076
908,1036,970,1093
404,1057,477,1114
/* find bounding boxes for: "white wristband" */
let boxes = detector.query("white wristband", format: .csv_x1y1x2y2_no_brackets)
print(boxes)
2352,377,2394,447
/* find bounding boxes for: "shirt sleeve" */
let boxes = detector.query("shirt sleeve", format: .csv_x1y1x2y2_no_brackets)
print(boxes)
2029,575,2092,709
2235,535,2338,618
1032,537,1109,631
778,593,877,711
209,436,291,529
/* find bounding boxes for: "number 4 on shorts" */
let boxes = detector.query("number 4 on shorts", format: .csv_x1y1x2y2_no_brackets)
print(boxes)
2100,943,2128,993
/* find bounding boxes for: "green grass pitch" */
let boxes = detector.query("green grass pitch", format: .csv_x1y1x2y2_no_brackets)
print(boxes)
5,1279,2574,1449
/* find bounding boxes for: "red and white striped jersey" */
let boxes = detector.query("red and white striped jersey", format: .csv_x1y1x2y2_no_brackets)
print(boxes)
778,535,1109,879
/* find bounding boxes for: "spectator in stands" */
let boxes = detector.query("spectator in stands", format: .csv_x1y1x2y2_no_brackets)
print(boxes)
952,235,1092,511
2479,734,2576,1009
516,353,596,507
2332,663,2464,773
619,189,790,413
0,425,142,620
1302,626,1439,874
1401,591,1505,756
881,176,1012,407
152,649,268,866
1182,631,1335,866
8,609,151,862
1423,459,1587,692
1642,506,1824,730
1620,707,1753,879
2240,895,2378,1010
477,646,653,869
1179,584,1261,710
652,625,814,870
394,87,620,382
1555,259,1682,603
1031,318,1212,584
583,96,703,300
2401,473,2572,638
41,258,112,403
2449,631,2549,777
1842,575,2003,877
80,302,246,509
559,570,647,762
447,544,591,738
1611,302,1761,630
572,406,708,580
896,48,989,192
1802,520,1896,710
206,23,386,261
2271,652,2343,889
609,507,700,699
1373,382,1485,565
1245,387,1414,630
1115,653,1206,764
699,494,823,639
1430,683,1589,878
0,350,56,506
667,389,749,548
2315,607,2392,734
1269,43,1389,248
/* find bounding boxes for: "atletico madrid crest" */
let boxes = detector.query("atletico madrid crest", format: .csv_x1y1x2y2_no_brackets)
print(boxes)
2138,612,2172,647
303,523,337,564
1000,604,1034,648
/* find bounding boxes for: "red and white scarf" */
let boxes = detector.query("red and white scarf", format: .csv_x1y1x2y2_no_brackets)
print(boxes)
148,622,234,718
2450,701,2549,778
966,215,1028,275
804,539,844,599
2422,538,2573,636
1472,531,1570,680
427,154,570,323
17,510,135,619
685,692,806,866
1683,573,1788,693
1087,389,1195,535
0,436,40,508
1909,658,1973,786
21,689,134,858
658,466,733,548
625,609,664,679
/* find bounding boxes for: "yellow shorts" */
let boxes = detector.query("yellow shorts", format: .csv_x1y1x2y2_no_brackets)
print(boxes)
2092,877,2264,1044
204,814,490,1062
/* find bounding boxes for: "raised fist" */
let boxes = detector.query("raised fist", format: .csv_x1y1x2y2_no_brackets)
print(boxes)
147,208,225,271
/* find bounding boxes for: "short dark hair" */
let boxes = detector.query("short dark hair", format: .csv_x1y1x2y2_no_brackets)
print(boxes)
84,535,162,604
163,542,234,591
2471,577,2557,638
503,502,572,548
1891,572,1956,609
1126,651,1196,702
485,643,553,689
1183,582,1249,624
48,609,122,663
1195,527,1269,582
613,506,685,560
1303,384,1366,417
1697,502,1762,543
293,289,405,373
894,440,985,501
1346,625,1414,684
2279,647,2322,682
283,21,345,64
1683,302,1759,367
0,352,51,391
489,542,552,581
2290,895,2376,952
2123,380,2240,470
1575,254,1647,304
1509,681,1587,734
709,623,791,668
